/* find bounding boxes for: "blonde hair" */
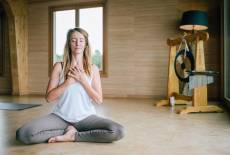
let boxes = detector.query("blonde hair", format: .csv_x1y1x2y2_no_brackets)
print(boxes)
62,27,92,79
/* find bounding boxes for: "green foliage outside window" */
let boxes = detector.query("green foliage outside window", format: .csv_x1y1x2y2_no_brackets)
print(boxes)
54,54,63,63
92,50,102,70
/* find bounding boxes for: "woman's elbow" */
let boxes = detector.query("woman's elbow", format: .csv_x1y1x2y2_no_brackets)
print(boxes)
93,96,103,104
98,95,103,104
45,97,51,103
98,98,103,104
45,94,52,103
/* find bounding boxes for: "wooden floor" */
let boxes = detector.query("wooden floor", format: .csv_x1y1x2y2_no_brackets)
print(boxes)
0,95,230,155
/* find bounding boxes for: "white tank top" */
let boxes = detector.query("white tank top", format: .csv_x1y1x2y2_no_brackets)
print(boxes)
52,72,96,123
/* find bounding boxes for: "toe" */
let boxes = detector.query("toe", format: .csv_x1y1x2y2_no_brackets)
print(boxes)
48,137,56,143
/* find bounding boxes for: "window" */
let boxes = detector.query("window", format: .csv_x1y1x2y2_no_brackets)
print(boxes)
53,10,76,62
50,2,107,76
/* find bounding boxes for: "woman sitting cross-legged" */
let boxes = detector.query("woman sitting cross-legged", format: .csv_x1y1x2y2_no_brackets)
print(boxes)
16,27,124,144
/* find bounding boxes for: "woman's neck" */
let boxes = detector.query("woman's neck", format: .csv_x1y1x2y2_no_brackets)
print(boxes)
71,54,83,69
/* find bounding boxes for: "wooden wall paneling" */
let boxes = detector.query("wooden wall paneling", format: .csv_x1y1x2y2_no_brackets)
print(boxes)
27,0,221,100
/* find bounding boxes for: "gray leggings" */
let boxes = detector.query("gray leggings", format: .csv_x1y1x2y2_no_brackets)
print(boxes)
16,114,124,144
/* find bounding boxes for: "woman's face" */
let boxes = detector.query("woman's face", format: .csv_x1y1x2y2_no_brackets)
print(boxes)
70,31,86,55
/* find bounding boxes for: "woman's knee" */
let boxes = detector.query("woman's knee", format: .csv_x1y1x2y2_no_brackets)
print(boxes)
108,123,125,142
114,124,125,141
16,126,35,144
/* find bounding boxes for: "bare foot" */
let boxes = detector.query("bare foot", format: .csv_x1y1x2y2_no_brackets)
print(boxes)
48,125,77,143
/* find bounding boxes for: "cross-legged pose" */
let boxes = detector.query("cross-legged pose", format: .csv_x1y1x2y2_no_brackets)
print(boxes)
16,27,124,144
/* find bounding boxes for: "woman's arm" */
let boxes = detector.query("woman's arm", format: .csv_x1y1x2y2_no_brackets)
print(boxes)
45,62,74,103
82,65,103,104
68,65,103,104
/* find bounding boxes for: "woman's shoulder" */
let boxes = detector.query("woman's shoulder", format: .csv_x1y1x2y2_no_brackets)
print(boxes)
54,61,63,67
91,64,100,77
52,62,63,73
92,64,99,71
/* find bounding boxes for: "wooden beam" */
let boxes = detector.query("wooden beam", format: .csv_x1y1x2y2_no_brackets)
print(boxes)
167,31,209,46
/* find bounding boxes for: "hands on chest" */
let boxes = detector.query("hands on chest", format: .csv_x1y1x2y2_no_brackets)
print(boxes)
66,65,86,85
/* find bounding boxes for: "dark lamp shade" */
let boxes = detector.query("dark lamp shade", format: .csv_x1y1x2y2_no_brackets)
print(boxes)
180,10,208,31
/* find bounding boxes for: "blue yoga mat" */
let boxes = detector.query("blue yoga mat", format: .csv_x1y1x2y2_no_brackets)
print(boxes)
0,102,41,110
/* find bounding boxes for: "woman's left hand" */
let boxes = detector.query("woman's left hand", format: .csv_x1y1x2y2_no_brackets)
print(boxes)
68,66,86,84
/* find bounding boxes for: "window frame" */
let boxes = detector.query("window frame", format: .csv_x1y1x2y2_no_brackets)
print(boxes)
49,1,108,77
